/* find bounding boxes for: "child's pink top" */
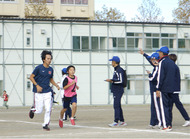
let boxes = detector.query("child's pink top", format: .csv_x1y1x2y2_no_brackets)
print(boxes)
64,76,77,97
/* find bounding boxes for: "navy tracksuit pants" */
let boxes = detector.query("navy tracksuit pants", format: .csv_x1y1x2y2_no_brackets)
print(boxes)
113,91,124,123
160,92,173,128
169,93,190,126
149,82,161,126
150,92,161,126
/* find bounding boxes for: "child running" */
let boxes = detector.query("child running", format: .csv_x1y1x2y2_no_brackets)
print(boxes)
58,68,72,121
59,65,79,127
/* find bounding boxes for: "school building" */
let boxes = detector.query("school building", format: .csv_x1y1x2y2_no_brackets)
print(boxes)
0,0,94,19
0,18,190,106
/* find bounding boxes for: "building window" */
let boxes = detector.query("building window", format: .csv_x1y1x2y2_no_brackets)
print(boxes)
25,0,53,3
178,39,190,49
26,37,30,46
161,39,174,48
73,36,80,51
153,39,159,48
82,36,89,51
0,0,15,2
127,38,139,49
61,0,88,5
100,37,106,50
47,37,50,47
92,37,98,50
118,38,125,49
110,37,125,49
73,36,107,51
144,38,159,49
178,39,185,48
82,0,88,4
75,0,81,4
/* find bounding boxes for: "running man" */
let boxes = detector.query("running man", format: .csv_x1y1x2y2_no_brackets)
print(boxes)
59,65,79,127
105,56,127,127
29,50,60,131
168,54,190,127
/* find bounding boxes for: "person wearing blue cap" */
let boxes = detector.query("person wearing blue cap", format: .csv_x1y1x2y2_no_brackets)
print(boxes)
139,49,161,129
58,68,72,124
105,56,127,127
168,54,190,127
156,46,176,131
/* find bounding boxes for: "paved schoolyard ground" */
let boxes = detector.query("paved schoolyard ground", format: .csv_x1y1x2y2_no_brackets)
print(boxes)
0,105,190,138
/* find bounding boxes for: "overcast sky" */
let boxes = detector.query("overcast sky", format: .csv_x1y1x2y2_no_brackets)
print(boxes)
95,0,179,22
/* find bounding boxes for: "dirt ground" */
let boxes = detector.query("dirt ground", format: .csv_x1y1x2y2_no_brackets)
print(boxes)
0,104,190,138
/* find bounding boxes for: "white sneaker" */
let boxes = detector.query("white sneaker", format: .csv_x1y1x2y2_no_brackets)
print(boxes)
118,122,127,126
182,121,190,127
154,125,161,129
108,122,118,127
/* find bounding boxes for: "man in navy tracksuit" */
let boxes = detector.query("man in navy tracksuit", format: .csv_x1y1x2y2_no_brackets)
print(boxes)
139,49,161,128
105,56,127,127
168,54,190,127
156,46,176,131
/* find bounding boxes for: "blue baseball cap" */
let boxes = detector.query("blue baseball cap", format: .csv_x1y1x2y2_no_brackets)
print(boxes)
62,68,67,73
109,56,120,63
156,46,169,54
148,53,160,60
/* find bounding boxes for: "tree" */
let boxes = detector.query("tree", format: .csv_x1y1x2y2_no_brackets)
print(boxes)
95,5,126,21
172,0,190,23
132,0,164,22
25,0,53,18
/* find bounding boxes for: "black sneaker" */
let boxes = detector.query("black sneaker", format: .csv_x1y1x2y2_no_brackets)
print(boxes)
43,124,50,131
29,106,35,119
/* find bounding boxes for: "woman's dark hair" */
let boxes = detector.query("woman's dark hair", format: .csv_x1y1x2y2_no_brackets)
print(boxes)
67,65,75,72
41,50,53,62
169,54,177,63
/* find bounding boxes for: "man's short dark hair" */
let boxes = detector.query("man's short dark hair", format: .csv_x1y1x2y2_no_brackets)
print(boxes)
116,62,120,65
163,52,168,56
3,90,6,92
169,54,177,63
41,50,53,62
67,65,75,72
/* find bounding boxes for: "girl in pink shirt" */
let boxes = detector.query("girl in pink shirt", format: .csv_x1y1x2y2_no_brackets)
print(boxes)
59,65,79,127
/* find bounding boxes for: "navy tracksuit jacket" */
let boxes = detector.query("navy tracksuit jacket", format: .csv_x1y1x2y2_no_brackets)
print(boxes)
169,64,190,125
111,65,125,123
156,56,176,128
144,53,161,126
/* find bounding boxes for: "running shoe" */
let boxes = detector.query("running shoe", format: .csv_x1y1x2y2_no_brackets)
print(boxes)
59,119,63,128
182,121,190,127
108,122,118,127
43,124,50,131
70,118,75,125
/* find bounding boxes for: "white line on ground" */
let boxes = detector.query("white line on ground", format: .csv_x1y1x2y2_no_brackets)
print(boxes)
0,119,190,136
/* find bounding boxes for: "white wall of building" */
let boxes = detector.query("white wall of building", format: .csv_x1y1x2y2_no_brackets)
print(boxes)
0,19,190,106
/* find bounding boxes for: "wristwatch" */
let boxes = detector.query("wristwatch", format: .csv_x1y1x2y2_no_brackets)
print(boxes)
34,83,38,86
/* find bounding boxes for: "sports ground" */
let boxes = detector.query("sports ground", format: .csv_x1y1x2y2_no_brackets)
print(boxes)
0,104,190,138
